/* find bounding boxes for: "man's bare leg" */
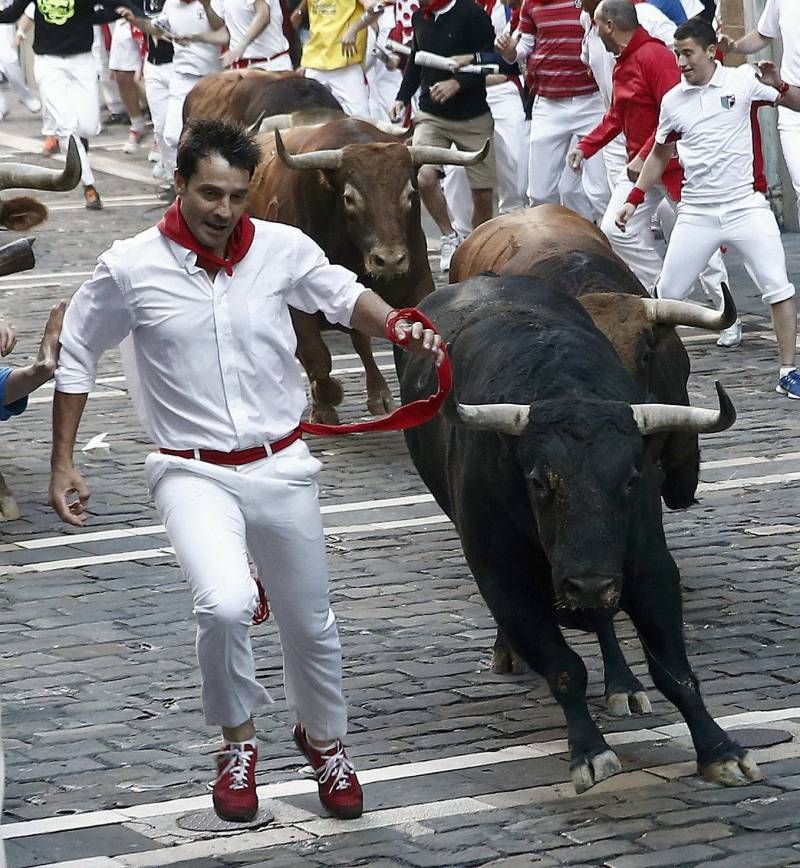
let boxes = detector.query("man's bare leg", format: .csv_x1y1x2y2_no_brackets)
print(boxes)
418,166,454,236
471,188,493,228
771,297,797,368
223,719,256,743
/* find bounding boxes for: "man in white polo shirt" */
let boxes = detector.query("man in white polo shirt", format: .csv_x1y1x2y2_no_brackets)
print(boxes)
617,17,800,399
719,0,800,226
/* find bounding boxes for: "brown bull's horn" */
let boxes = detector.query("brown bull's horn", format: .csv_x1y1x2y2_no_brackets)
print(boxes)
407,139,491,168
455,402,530,435
274,129,343,170
0,136,81,192
246,111,267,135
350,116,410,137
631,381,735,436
641,282,736,331
258,113,294,133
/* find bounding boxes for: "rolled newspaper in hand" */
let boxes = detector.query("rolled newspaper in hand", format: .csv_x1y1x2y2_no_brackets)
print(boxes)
414,50,499,75
385,38,412,56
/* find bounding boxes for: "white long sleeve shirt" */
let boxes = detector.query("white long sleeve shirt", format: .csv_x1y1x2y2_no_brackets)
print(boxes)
56,220,369,450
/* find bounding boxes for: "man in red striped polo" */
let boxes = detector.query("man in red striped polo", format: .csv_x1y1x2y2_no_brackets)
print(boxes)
497,0,609,220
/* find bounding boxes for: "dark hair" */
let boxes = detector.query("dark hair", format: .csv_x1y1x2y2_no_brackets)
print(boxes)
176,118,262,182
674,16,717,50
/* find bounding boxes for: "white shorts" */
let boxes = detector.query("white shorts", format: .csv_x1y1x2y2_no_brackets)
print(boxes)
108,21,141,73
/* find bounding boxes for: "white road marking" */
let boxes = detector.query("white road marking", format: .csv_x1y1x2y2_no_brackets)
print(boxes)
4,706,799,856
0,270,92,283
3,449,800,559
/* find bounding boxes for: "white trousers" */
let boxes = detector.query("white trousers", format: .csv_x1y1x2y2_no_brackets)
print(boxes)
600,173,728,308
528,91,610,222
146,441,348,740
143,61,173,166
34,52,99,186
0,24,36,115
305,64,370,117
163,71,202,176
657,192,795,306
93,25,126,115
778,105,800,228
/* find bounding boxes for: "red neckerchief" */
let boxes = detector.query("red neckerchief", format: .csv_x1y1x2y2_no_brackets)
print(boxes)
158,199,255,276
421,0,452,21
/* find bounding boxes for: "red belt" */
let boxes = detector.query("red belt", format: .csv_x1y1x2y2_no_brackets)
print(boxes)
160,427,302,465
230,50,289,69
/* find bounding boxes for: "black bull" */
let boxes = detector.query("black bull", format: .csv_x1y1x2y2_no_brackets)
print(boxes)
396,275,761,793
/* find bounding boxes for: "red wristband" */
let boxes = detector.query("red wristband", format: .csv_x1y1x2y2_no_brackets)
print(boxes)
626,187,645,207
778,80,790,96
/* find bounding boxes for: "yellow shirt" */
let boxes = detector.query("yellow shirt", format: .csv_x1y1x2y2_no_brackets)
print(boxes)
301,0,367,70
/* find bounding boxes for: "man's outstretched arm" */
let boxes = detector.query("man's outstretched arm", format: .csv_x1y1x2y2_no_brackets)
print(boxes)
50,391,91,526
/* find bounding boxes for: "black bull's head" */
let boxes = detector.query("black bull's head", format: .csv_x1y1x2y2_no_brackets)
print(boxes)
450,383,735,610
274,130,490,279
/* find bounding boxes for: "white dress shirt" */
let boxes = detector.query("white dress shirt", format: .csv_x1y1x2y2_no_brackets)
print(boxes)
56,220,369,450
656,63,779,205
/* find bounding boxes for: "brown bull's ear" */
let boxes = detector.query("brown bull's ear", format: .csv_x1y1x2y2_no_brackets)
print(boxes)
0,197,48,230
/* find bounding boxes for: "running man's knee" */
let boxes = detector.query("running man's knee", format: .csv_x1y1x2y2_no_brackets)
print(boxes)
195,583,256,629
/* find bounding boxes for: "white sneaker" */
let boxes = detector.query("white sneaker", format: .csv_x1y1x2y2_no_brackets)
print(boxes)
152,162,167,180
716,319,742,348
123,129,142,154
439,231,461,272
22,96,41,113
147,148,159,163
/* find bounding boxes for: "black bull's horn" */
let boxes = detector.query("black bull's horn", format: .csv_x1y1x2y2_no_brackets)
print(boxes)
0,136,81,192
274,130,490,171
454,381,736,437
0,237,35,277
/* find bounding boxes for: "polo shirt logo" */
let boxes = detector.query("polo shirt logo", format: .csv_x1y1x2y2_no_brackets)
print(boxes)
720,94,736,110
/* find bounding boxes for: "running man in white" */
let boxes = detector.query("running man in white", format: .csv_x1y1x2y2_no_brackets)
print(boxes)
48,118,444,824
617,17,800,399
108,19,149,153
719,0,800,227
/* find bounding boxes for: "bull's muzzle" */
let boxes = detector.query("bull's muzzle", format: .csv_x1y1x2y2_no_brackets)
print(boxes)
365,246,409,277
560,574,620,611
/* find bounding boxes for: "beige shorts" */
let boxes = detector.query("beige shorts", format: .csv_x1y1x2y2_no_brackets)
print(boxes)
413,110,496,190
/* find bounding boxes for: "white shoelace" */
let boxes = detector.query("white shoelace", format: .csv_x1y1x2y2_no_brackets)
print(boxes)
317,745,356,792
215,746,252,791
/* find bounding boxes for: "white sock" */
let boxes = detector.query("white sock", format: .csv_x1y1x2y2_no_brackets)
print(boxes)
780,366,796,378
227,738,256,749
131,116,146,133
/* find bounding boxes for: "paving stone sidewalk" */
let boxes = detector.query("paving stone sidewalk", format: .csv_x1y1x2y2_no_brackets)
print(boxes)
1,107,800,867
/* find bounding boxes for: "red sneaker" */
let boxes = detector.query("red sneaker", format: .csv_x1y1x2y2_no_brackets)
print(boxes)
212,742,258,822
293,724,363,819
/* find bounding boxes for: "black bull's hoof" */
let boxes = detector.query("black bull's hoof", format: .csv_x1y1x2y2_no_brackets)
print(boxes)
699,746,762,786
570,748,623,794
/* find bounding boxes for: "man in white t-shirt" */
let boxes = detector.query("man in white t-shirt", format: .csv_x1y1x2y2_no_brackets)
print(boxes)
189,0,292,70
719,0,800,226
617,17,800,399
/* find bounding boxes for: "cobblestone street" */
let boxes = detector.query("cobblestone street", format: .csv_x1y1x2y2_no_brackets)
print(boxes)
2,108,800,868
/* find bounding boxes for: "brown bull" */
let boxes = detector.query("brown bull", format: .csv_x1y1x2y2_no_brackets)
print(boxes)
247,117,488,423
449,205,734,679
182,68,342,127
0,138,81,520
